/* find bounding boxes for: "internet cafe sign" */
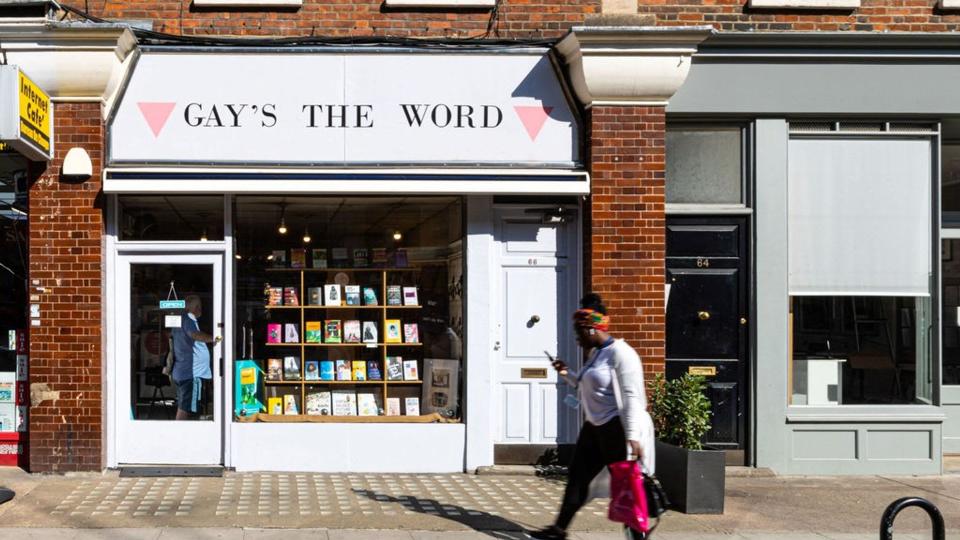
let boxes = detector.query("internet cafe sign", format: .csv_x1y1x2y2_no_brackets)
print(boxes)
108,51,579,166
0,66,52,162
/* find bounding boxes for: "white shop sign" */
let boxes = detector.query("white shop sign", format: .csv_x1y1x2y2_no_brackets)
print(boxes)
108,51,579,167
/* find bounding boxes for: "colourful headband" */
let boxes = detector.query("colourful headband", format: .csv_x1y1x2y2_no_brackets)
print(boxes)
574,309,610,332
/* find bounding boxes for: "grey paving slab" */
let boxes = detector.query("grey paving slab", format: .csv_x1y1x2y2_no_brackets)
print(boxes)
242,529,329,539
157,528,244,540
326,531,414,540
73,531,163,540
0,529,81,539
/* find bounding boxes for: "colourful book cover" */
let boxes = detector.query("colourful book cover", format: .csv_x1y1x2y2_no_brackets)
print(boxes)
402,286,418,306
305,321,322,343
362,321,378,343
283,394,299,415
290,248,307,269
304,360,320,381
266,358,282,381
283,356,301,381
268,396,283,415
344,285,361,306
284,323,299,343
332,390,357,416
386,356,403,381
386,397,401,416
311,248,328,269
403,359,419,381
385,319,402,343
283,287,299,306
267,323,282,344
324,320,342,343
386,285,402,306
404,397,420,416
335,359,351,381
353,248,369,268
367,360,382,381
403,323,419,344
320,360,335,380
324,284,341,306
344,320,361,343
372,248,388,267
352,360,367,381
362,287,378,306
306,391,332,415
265,286,283,306
357,393,378,416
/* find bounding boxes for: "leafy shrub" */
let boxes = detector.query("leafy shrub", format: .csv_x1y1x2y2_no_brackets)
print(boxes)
649,373,712,450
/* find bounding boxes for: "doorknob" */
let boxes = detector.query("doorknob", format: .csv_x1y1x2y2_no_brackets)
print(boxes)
698,311,711,321
531,315,541,324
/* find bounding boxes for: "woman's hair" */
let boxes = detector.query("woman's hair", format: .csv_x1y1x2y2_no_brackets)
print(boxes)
579,293,607,315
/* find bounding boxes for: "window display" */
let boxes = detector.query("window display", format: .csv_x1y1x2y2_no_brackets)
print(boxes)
234,197,464,422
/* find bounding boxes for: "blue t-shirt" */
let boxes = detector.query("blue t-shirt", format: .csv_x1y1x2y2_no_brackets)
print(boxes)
171,313,212,382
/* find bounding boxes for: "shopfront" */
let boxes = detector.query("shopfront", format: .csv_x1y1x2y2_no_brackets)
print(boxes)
102,47,586,472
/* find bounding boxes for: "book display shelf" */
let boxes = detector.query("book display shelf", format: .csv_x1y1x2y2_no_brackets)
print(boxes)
259,265,433,421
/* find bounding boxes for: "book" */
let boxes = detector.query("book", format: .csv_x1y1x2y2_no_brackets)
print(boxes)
268,396,283,415
284,394,299,415
362,321,378,343
284,287,299,306
305,321,322,343
284,323,299,343
331,248,349,268
386,285,402,306
386,397,401,416
320,360,335,381
353,248,369,268
265,286,283,306
324,284,341,306
311,248,328,269
332,390,357,416
403,359,419,381
352,360,367,381
394,248,408,268
304,360,320,381
357,393,378,416
403,323,419,344
283,356,301,381
344,285,361,306
307,287,323,306
344,320,361,343
266,358,282,381
290,248,306,269
386,356,403,381
324,320,342,343
335,360,351,381
306,391,332,415
362,287,378,306
403,286,418,306
385,319,402,343
404,397,420,416
267,323,282,344
367,360,382,381
271,249,286,267
372,248,388,267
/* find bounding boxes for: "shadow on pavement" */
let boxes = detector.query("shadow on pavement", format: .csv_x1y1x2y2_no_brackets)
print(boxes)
354,487,535,539
0,488,13,505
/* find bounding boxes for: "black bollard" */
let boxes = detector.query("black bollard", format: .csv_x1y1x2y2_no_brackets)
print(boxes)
879,497,945,540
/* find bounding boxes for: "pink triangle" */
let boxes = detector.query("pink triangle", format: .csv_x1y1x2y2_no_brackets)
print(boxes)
137,102,176,137
514,105,554,141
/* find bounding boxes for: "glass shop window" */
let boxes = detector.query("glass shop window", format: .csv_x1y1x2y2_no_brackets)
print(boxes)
665,125,744,205
118,196,224,241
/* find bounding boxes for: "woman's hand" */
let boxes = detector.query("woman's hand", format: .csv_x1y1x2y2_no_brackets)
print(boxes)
628,440,642,461
550,359,568,374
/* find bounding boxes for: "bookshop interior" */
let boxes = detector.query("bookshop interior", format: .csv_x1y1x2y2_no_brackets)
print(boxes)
0,150,27,436
120,195,464,423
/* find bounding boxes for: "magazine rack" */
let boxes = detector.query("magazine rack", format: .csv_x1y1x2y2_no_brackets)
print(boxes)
260,266,432,421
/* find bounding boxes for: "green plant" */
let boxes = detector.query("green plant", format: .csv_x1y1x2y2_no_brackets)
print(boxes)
649,373,712,450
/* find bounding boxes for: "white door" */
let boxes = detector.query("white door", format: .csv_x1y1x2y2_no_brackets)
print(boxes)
115,253,223,465
494,209,579,445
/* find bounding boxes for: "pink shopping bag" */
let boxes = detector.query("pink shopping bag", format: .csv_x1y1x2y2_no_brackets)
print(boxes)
607,460,650,533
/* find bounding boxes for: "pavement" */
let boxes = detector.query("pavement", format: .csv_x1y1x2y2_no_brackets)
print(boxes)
0,467,957,539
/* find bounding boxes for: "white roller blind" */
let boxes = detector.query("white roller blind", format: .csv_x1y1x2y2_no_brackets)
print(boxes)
788,137,932,296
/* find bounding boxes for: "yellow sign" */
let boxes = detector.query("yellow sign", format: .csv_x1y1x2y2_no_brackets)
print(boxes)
688,366,717,377
18,70,50,153
521,368,548,379
240,367,256,385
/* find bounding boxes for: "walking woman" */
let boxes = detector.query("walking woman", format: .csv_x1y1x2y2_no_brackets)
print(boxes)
530,293,655,540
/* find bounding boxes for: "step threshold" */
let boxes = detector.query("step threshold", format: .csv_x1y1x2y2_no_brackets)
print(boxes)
118,465,224,478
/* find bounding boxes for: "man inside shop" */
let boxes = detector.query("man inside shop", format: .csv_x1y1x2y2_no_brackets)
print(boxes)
171,295,220,420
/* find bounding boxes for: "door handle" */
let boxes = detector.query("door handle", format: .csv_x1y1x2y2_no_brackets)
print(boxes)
698,311,711,321
530,315,541,324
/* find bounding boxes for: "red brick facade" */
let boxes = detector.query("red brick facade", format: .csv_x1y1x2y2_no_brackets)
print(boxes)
586,106,666,380
28,102,104,472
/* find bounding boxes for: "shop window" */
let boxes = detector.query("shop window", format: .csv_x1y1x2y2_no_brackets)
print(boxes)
942,144,960,225
665,125,743,205
118,196,224,241
0,153,28,433
943,239,960,386
233,196,464,422
787,134,935,405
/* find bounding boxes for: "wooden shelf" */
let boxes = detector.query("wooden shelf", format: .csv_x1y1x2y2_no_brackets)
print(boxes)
303,380,386,385
266,267,424,273
264,306,302,310
267,342,420,347
301,305,384,309
385,380,422,384
263,380,304,385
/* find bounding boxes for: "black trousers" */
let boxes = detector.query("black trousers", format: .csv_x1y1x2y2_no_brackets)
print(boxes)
556,417,635,530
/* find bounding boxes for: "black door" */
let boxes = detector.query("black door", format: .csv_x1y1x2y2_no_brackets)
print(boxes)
665,216,749,462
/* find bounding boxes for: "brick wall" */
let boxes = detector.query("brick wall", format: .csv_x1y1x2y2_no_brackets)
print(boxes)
587,106,666,379
641,0,960,32
90,1,600,38
28,102,104,473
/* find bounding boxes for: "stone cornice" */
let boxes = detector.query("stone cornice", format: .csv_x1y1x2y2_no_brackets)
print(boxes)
556,26,713,107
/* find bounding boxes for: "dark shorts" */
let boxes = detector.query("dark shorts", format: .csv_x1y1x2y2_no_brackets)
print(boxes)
175,377,202,414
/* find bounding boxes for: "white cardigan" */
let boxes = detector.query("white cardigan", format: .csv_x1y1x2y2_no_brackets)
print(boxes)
563,339,656,473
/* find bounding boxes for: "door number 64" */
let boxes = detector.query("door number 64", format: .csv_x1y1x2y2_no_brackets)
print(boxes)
696,257,710,268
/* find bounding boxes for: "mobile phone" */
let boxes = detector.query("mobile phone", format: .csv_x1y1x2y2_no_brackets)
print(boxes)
544,350,556,362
